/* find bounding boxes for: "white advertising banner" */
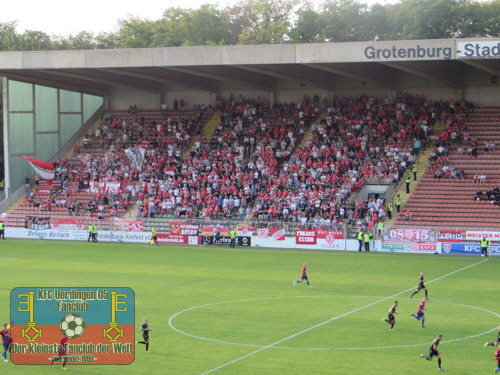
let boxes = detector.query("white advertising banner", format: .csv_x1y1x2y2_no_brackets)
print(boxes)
465,231,500,241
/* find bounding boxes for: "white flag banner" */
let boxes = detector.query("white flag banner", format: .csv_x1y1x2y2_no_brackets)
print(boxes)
23,156,55,181
125,147,146,171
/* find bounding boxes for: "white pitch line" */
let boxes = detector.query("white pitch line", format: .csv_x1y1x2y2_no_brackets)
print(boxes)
201,258,488,374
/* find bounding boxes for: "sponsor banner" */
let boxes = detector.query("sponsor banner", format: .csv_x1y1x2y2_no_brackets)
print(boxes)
438,230,464,242
25,216,51,230
465,231,500,241
382,228,437,243
296,230,317,245
317,230,344,240
188,236,199,245
380,242,438,253
170,222,199,235
11,287,134,365
317,238,344,250
237,226,254,237
51,219,85,230
157,234,188,244
7,228,88,241
201,224,229,236
201,236,251,246
441,243,500,256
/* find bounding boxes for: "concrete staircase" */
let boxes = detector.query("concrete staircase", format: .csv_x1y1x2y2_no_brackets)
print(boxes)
182,112,221,158
384,145,434,227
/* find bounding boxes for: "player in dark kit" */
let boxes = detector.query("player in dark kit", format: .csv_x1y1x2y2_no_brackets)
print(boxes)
410,272,428,299
411,297,427,328
136,318,151,352
0,323,12,362
293,263,312,288
420,334,444,371
51,335,68,369
383,301,398,330
484,328,500,347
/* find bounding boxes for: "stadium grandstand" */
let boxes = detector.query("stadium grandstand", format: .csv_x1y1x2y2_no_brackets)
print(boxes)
1,38,500,237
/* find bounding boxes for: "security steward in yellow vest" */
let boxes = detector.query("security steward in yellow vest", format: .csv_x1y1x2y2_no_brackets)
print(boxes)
480,237,489,257
405,175,411,194
412,165,417,181
363,233,372,252
92,225,98,242
151,228,158,246
396,195,402,213
0,222,5,240
230,230,236,248
357,231,364,251
387,203,393,219
88,225,93,242
377,221,384,237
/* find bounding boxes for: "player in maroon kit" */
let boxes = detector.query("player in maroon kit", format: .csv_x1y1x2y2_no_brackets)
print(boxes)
293,263,312,288
494,345,500,373
0,323,12,362
411,297,427,328
51,336,68,369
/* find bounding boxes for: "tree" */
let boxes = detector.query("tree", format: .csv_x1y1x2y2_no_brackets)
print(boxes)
0,21,21,51
117,17,159,48
228,0,297,44
290,6,325,43
319,0,370,42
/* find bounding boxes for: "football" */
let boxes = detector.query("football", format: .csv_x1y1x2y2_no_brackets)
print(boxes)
60,313,86,339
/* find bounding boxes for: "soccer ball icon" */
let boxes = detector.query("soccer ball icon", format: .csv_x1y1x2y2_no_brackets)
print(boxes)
60,314,86,339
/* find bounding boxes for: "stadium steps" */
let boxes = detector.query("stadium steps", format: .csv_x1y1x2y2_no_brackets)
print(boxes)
202,113,221,140
299,124,315,148
385,146,434,228
182,112,220,159
393,107,500,229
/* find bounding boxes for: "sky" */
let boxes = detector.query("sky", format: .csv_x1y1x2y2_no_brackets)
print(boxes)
1,0,398,36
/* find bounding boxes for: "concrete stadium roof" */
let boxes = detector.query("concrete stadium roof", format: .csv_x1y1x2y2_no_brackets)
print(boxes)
0,38,499,95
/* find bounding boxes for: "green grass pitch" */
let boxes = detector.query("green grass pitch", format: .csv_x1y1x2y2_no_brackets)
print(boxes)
0,240,498,374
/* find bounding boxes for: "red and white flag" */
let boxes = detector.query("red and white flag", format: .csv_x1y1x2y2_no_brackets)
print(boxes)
165,167,175,177
22,156,55,182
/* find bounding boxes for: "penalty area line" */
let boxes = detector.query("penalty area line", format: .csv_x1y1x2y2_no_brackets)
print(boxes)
200,258,488,374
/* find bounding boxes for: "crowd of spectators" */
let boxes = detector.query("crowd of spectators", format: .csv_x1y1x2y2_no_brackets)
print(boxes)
474,186,500,205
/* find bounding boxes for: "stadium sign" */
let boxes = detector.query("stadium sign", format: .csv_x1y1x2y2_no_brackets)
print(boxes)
457,40,500,58
364,45,452,61
380,242,438,253
10,287,135,365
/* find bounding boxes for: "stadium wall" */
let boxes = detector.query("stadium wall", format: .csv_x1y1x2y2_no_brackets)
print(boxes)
4,79,103,195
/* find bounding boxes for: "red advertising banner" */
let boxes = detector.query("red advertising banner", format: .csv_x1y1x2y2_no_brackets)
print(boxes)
201,225,229,236
317,230,344,239
270,228,286,241
382,228,437,243
51,219,85,230
438,230,464,242
129,221,144,232
157,234,189,244
170,222,199,235
237,226,254,237
296,230,317,245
